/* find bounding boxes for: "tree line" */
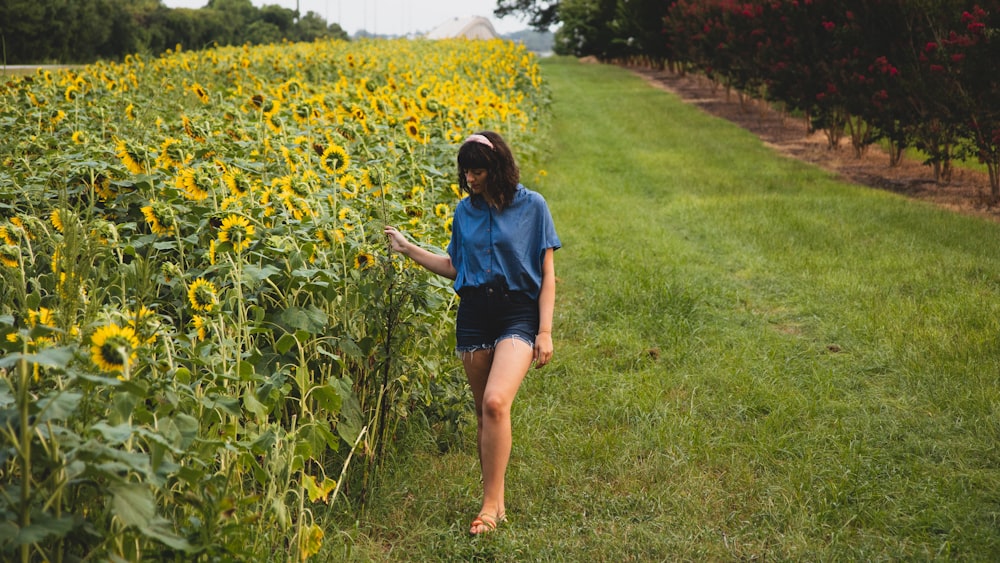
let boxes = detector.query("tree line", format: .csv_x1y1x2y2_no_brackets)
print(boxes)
498,0,1000,200
0,0,348,65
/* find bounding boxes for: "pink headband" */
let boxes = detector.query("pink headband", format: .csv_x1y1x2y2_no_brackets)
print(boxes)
463,134,494,150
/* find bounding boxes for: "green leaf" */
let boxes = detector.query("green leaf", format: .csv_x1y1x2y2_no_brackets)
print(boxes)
173,367,192,384
243,264,280,283
201,395,241,416
142,516,192,551
0,520,17,544
169,413,199,449
111,482,155,528
111,390,138,424
0,379,13,410
237,360,255,380
15,513,75,544
279,305,327,333
336,337,364,359
243,387,269,419
0,346,74,370
248,429,276,454
37,391,82,422
275,333,298,355
91,421,133,445
333,378,363,445
311,385,342,414
74,372,124,386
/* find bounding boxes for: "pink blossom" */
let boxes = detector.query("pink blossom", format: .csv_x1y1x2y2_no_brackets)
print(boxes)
925,42,938,52
930,64,945,72
822,21,835,31
951,53,966,63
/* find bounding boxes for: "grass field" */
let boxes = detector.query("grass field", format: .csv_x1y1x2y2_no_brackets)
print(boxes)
323,57,1000,561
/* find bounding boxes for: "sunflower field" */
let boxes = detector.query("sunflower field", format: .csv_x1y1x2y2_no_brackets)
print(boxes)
0,38,548,560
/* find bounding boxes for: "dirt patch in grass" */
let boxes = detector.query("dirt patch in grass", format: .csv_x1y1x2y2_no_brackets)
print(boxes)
629,66,1000,222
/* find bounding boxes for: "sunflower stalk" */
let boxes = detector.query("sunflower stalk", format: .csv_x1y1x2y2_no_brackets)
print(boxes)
17,350,31,563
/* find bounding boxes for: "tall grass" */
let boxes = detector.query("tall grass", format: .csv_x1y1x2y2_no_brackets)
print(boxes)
325,57,1000,560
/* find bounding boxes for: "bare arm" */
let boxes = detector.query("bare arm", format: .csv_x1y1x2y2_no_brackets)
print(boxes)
534,247,556,368
384,226,457,280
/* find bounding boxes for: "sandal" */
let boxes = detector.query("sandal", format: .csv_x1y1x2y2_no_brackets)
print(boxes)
469,512,506,535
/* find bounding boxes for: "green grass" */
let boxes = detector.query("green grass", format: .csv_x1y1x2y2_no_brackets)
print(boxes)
323,57,1000,560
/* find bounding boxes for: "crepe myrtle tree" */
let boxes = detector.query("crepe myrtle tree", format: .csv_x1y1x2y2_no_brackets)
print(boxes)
917,3,1000,199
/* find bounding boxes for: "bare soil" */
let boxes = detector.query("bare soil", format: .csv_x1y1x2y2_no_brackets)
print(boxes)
628,66,1000,222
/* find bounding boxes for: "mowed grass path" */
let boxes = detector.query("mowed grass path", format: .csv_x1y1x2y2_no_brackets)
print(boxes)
332,58,1000,561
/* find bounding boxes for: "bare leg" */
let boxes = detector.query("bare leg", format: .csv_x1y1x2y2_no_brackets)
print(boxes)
463,338,534,534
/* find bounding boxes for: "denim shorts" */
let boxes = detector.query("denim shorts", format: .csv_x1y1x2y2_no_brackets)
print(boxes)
455,283,539,354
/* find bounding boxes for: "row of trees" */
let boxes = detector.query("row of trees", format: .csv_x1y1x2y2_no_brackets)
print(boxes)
500,0,1000,200
0,0,348,65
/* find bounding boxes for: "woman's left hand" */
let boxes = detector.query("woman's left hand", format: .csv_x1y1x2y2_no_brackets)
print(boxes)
533,332,553,368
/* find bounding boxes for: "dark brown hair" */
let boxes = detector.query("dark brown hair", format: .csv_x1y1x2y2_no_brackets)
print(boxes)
457,130,520,210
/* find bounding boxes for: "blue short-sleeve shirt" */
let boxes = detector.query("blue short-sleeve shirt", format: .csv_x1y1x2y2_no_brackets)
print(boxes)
448,184,561,299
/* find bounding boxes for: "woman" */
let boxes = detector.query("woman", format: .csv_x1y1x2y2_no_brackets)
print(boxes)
384,130,561,535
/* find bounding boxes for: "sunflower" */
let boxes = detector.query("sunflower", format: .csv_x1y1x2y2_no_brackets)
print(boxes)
218,214,254,252
404,120,422,142
125,103,136,120
175,166,211,201
141,201,175,235
155,138,186,170
114,137,146,175
339,175,360,199
208,239,217,265
223,169,252,197
9,217,29,238
191,315,210,341
182,115,206,142
50,210,65,233
1,245,19,268
354,251,375,270
188,278,218,312
293,102,315,124
26,92,45,107
90,323,139,374
281,194,313,221
416,83,432,101
316,228,345,246
435,203,450,219
190,82,210,103
320,143,350,176
72,131,85,144
264,100,282,134
127,306,159,345
0,226,14,246
64,84,80,102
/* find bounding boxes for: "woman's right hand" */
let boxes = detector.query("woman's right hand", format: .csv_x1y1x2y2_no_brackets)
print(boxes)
383,226,409,254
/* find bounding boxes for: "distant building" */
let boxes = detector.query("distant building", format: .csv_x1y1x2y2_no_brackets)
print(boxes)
425,16,501,40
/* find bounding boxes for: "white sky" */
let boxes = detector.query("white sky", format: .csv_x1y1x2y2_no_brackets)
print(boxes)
160,0,530,36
